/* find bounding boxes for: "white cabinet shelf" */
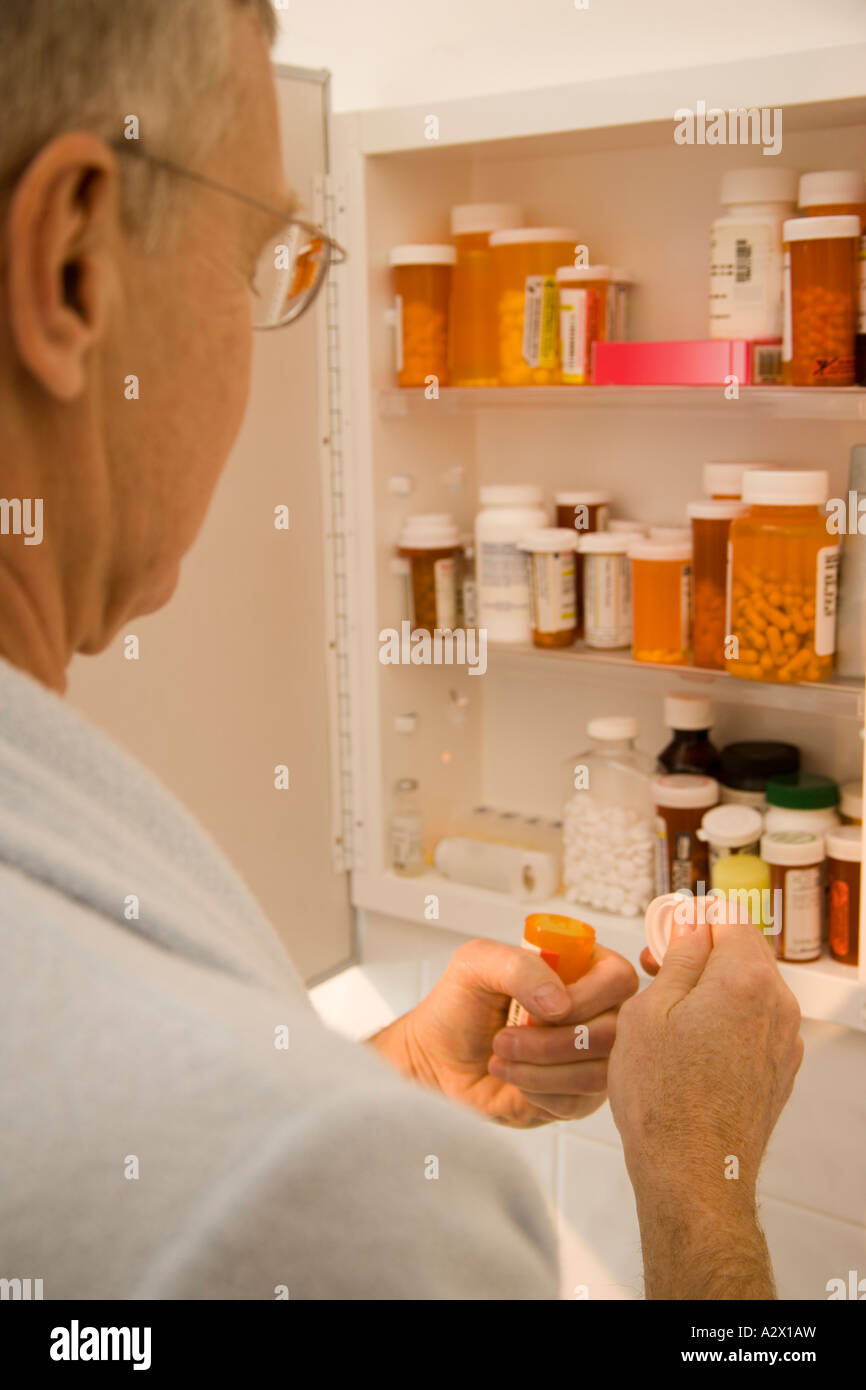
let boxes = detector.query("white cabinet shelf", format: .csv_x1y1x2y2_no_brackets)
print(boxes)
488,642,865,720
352,869,866,1032
380,386,866,420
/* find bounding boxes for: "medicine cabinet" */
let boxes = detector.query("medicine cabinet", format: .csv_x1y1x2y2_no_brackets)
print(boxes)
323,43,866,1030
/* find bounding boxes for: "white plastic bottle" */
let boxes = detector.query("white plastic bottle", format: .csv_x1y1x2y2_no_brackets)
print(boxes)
475,485,549,642
709,167,799,340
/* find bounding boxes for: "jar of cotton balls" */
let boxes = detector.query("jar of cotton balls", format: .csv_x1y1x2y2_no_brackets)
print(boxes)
561,716,656,917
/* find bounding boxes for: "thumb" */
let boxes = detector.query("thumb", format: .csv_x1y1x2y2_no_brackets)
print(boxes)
649,918,712,1008
453,938,571,1019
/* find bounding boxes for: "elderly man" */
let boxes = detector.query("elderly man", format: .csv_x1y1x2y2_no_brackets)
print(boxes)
0,0,802,1299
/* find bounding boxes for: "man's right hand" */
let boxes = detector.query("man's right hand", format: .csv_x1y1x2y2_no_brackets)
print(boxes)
607,911,804,1300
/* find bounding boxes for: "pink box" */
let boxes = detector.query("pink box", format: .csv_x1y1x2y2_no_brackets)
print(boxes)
592,339,782,386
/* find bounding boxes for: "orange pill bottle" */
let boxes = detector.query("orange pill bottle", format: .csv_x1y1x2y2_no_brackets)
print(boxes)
489,228,578,385
507,913,595,1026
630,540,693,665
688,500,747,669
726,469,838,684
389,244,456,388
781,216,859,386
449,203,523,387
556,265,611,384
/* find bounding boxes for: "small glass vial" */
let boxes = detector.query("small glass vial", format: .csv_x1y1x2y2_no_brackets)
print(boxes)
391,778,424,876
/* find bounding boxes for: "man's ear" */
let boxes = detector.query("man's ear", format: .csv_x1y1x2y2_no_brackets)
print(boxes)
5,132,119,402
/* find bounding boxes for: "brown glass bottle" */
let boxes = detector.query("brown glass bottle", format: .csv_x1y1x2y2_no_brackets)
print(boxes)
656,694,721,778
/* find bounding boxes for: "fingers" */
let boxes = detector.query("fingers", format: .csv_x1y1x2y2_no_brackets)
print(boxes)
493,1006,618,1065
565,946,639,1021
645,918,713,1009
449,937,571,1019
488,1053,609,1098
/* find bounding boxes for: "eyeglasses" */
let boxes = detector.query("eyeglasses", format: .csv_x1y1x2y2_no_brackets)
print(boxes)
111,141,346,330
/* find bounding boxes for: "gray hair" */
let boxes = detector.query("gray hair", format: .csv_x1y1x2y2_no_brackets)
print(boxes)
0,0,277,238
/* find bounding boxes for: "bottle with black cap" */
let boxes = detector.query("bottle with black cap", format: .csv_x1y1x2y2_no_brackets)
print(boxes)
718,741,800,812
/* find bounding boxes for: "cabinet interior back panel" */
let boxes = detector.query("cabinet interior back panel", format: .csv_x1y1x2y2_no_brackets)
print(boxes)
362,118,866,869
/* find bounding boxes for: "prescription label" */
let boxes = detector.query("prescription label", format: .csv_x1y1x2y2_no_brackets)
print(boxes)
528,550,576,634
780,865,822,960
523,276,558,369
507,938,561,1027
710,222,780,337
433,556,457,630
479,541,532,621
814,545,840,656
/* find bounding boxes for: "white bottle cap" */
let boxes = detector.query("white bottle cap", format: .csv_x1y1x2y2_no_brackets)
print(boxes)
587,716,639,742
607,518,647,534
389,244,457,266
398,513,459,548
840,781,863,822
653,774,720,808
703,462,765,497
824,827,863,862
664,693,714,731
720,167,800,205
577,531,642,553
488,227,578,246
628,540,692,562
555,264,612,280
649,526,691,544
450,203,524,236
554,491,612,506
741,469,828,507
479,485,544,506
687,499,748,521
518,528,578,553
798,170,866,210
782,215,861,242
697,803,764,847
760,830,824,865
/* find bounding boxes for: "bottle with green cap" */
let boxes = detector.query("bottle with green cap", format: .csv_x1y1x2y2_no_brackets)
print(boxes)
763,772,841,837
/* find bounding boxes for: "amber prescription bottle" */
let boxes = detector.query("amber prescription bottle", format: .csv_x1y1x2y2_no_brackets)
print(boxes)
826,826,862,966
688,499,746,670
389,244,456,388
782,215,859,386
630,540,693,666
449,203,523,387
518,528,578,648
489,228,578,385
555,490,610,638
653,774,719,896
760,830,824,962
396,514,460,634
556,265,611,384
726,469,838,685
799,170,866,387
507,913,595,1026
578,531,641,650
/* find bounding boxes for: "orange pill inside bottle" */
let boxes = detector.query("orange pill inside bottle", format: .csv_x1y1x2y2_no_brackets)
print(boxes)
390,244,456,388
630,540,693,666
